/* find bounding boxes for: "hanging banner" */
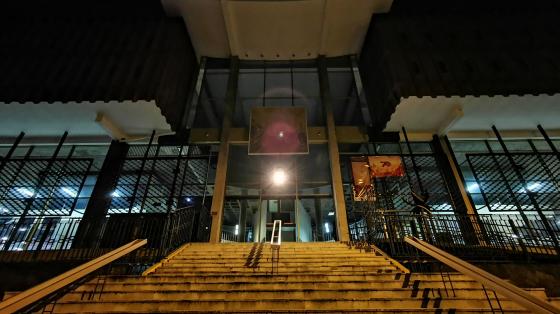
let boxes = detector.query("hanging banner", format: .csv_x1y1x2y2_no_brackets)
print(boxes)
351,157,374,201
368,156,405,177
248,107,308,155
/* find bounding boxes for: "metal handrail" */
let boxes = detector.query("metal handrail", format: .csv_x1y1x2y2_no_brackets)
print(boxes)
271,220,282,247
0,239,147,313
270,220,282,275
404,236,560,314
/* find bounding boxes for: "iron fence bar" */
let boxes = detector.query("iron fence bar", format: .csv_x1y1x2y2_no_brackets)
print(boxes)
465,156,493,214
39,145,76,216
492,126,560,254
402,127,426,195
0,132,25,175
4,132,67,251
0,145,35,214
528,139,560,191
128,131,155,213
166,146,184,214
538,125,560,164
69,160,93,216
139,144,161,213
483,140,533,227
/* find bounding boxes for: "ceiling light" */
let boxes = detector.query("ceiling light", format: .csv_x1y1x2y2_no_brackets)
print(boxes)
328,211,335,216
61,187,77,198
272,169,288,186
16,188,34,198
111,191,120,197
527,182,541,192
466,183,479,193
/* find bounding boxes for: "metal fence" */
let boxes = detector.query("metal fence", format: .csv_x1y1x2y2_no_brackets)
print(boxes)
0,206,197,262
350,213,560,261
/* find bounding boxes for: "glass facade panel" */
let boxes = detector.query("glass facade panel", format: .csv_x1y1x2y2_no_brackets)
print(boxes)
223,144,334,242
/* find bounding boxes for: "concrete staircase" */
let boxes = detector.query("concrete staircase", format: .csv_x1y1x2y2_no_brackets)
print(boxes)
47,242,558,313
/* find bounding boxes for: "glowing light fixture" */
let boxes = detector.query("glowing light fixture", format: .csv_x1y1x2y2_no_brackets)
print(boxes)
324,223,330,233
16,188,34,197
527,182,541,192
271,169,288,186
61,187,77,198
111,190,120,197
328,211,335,216
235,224,239,236
466,183,479,193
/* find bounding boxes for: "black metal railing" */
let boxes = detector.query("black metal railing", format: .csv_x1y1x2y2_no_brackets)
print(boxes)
0,206,198,263
349,212,560,262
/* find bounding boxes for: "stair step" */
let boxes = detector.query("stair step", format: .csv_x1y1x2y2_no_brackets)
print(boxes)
60,288,510,302
51,298,526,313
75,281,485,292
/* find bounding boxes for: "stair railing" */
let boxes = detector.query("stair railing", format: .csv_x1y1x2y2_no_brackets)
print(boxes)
0,239,147,313
270,220,282,275
404,236,560,314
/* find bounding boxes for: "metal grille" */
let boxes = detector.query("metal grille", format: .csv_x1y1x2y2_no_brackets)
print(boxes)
345,153,456,216
109,146,215,214
0,158,93,217
467,153,560,212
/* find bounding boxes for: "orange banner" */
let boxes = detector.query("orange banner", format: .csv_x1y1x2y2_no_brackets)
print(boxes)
368,156,405,177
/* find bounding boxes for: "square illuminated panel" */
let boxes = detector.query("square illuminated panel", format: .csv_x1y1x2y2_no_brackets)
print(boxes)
249,107,308,155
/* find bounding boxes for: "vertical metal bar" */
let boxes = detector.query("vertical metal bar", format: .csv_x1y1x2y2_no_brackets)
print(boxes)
0,132,25,175
4,132,67,251
184,57,207,130
0,146,34,203
139,144,161,213
528,139,560,191
70,160,93,217
537,124,560,163
166,146,184,213
484,140,530,222
209,57,239,243
402,127,425,194
491,126,559,254
128,130,155,213
350,55,372,128
318,56,350,242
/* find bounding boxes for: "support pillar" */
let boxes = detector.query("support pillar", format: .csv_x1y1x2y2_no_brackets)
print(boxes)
73,140,129,248
318,56,350,242
209,57,239,243
434,135,487,245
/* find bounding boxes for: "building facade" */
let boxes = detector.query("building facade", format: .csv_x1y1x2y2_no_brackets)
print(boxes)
1,0,560,295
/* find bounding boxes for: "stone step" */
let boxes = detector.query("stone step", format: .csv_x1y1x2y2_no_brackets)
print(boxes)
75,280,486,292
50,298,526,313
153,266,399,274
103,273,473,283
178,251,373,256
60,288,512,302
169,256,385,262
163,260,394,268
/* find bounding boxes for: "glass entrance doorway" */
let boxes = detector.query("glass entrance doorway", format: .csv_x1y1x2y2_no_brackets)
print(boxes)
222,145,336,242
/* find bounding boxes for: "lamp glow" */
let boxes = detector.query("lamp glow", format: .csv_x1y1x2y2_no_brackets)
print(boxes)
271,169,288,186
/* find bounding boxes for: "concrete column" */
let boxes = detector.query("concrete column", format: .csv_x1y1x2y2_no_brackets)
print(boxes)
318,56,350,242
209,57,239,243
73,140,129,248
437,135,487,245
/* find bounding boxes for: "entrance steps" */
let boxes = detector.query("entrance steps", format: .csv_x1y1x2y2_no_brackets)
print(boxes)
46,242,558,313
